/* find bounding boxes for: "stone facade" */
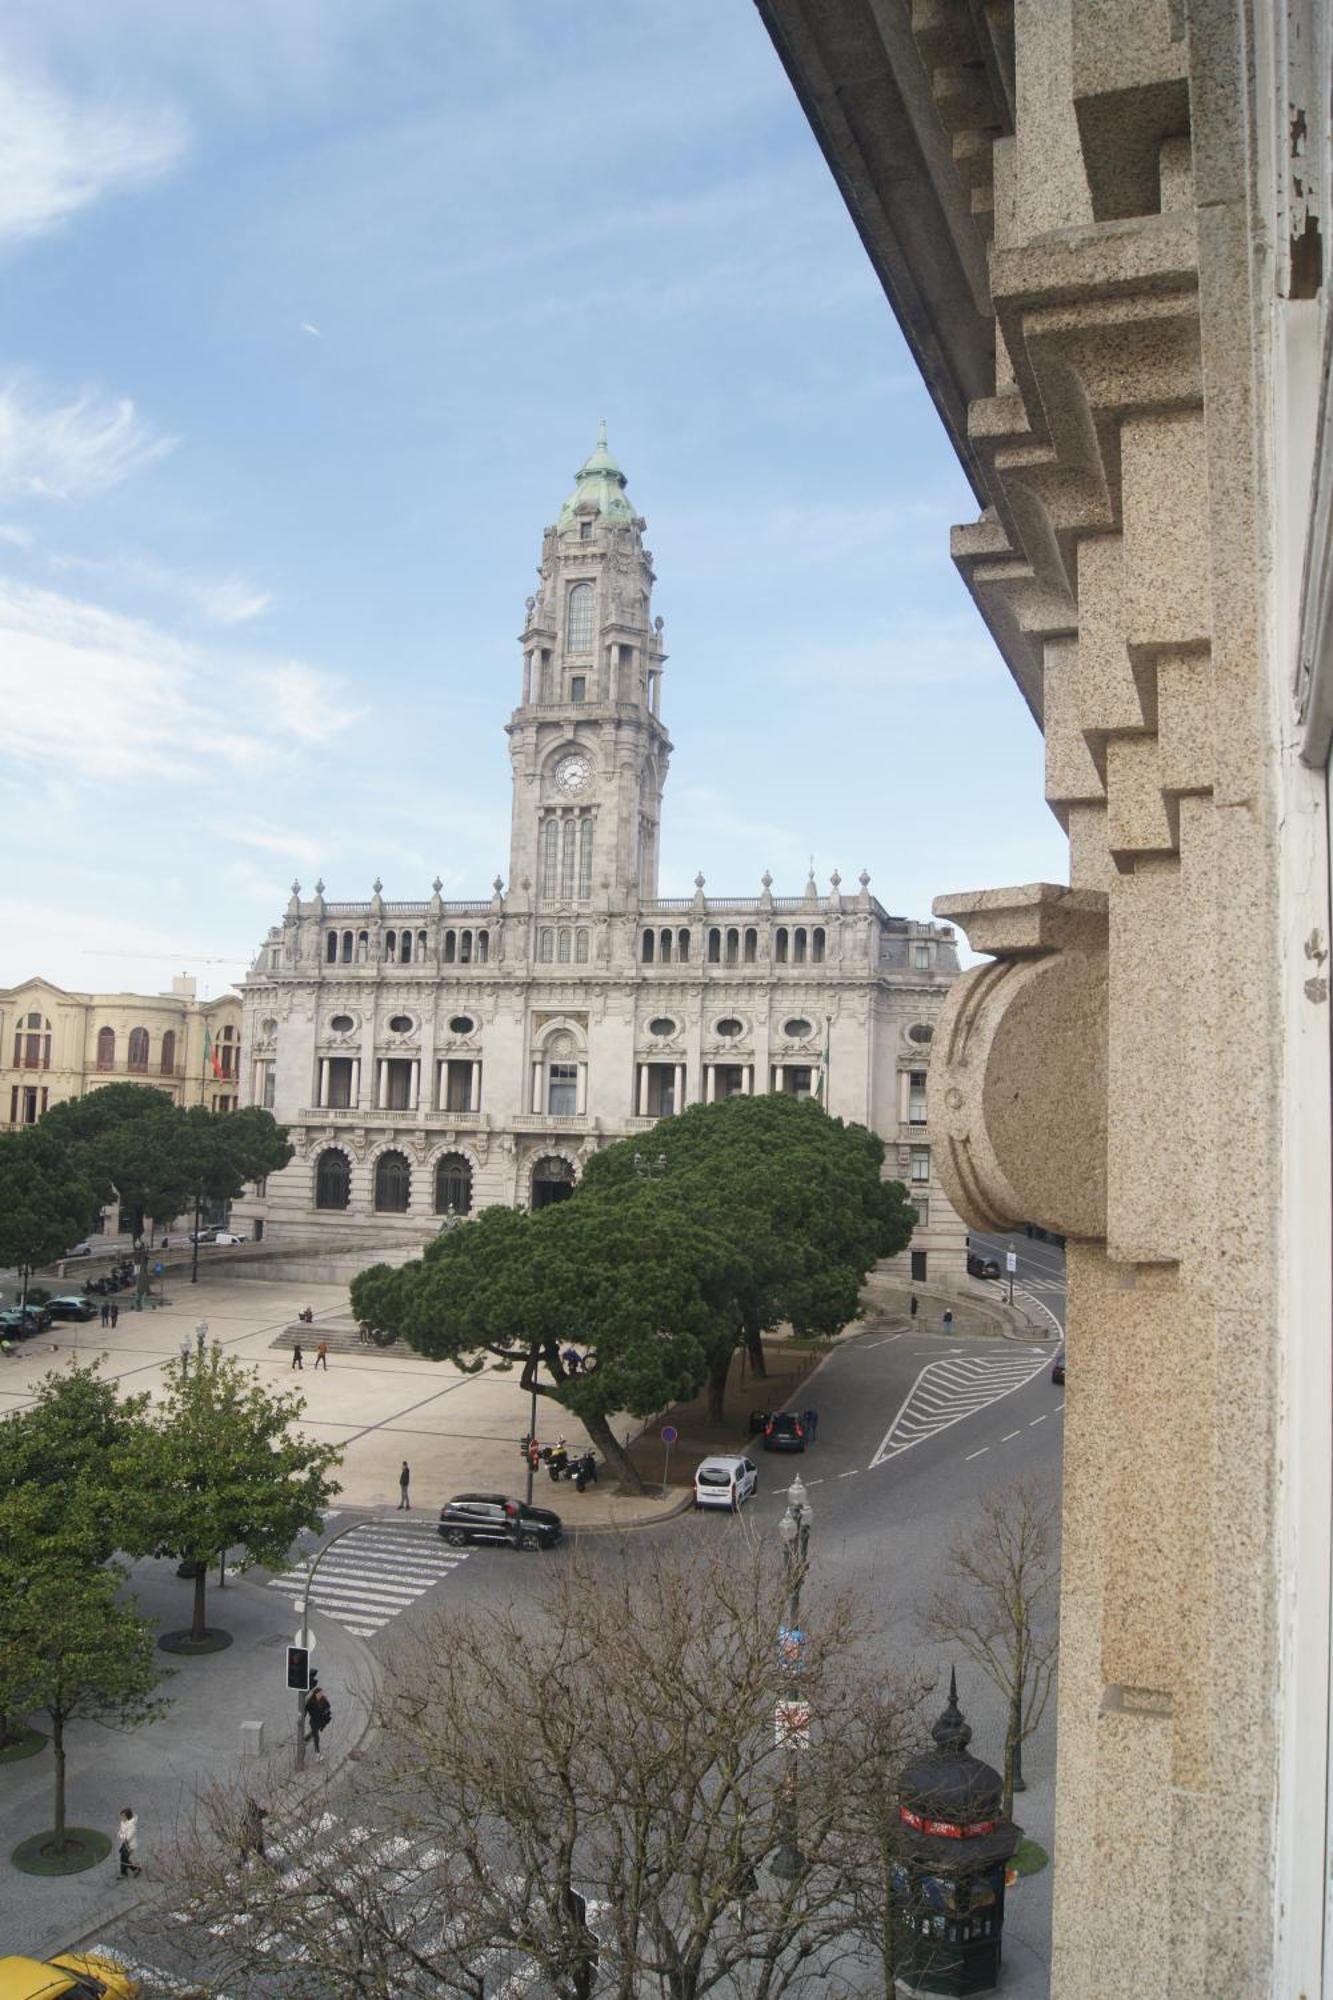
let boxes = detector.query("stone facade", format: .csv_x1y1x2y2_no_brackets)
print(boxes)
756,1,1333,1994
0,974,242,1130
235,432,967,1281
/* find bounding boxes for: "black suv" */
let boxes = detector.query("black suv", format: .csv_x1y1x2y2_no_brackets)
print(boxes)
438,1494,563,1552
761,1412,807,1454
967,1252,1001,1279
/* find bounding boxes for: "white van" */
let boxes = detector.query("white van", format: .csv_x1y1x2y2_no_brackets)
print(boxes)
694,1455,758,1512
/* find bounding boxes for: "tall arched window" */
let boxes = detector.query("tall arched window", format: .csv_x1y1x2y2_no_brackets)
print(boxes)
434,1153,473,1215
567,581,594,650
575,929,589,963
558,928,572,963
315,1149,350,1210
578,819,594,899
642,931,655,963
160,1030,176,1075
400,932,413,964
660,929,673,964
357,931,369,962
540,929,555,962
127,1026,149,1072
15,1013,51,1068
460,930,473,963
793,928,807,964
678,930,690,961
326,932,339,963
374,1150,411,1213
443,930,456,963
560,819,576,900
812,928,826,964
341,931,353,963
96,1026,116,1071
385,931,398,963
744,928,758,963
726,928,740,965
416,930,428,959
775,929,789,964
477,931,489,963
707,929,721,964
542,818,559,900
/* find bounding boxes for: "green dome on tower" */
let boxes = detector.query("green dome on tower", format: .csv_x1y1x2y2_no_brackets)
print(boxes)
557,421,636,530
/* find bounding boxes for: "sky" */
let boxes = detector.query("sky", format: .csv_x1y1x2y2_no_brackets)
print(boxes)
0,0,1067,999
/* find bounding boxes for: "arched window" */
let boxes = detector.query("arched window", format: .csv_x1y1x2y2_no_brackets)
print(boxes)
775,929,789,964
578,819,594,899
357,931,369,962
540,928,555,962
542,818,559,900
678,930,690,962
558,928,572,963
725,928,739,965
707,928,721,964
460,930,473,963
417,931,428,959
341,931,353,963
793,928,807,964
326,932,338,963
15,1013,51,1068
219,1025,238,1078
443,930,456,963
374,1150,411,1213
561,819,576,900
575,929,589,963
477,930,489,963
434,1153,473,1215
385,931,397,963
812,928,826,964
567,581,594,650
96,1026,116,1071
127,1026,149,1072
400,931,413,964
642,931,655,963
744,928,758,963
315,1149,350,1211
160,1030,176,1075
660,929,673,964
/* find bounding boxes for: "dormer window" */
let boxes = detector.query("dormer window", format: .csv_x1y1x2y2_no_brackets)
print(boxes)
567,581,594,651
579,518,592,541
570,675,586,703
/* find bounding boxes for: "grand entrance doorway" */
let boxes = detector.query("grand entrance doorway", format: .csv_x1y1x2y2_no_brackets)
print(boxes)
530,1156,576,1211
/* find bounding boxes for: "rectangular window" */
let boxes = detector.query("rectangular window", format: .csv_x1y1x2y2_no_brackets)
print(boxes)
714,1065,745,1099
570,675,587,703
913,1197,929,1228
644,1064,676,1117
547,1062,578,1117
911,1146,930,1183
908,1072,928,1124
262,1066,276,1109
327,1057,354,1109
910,1249,927,1283
579,518,592,541
384,1058,414,1111
8,1086,16,1124
782,1066,813,1100
561,819,576,900
912,943,931,970
445,1060,473,1114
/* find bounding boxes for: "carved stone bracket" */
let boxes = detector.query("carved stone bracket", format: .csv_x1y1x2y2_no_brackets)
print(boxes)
927,883,1108,1239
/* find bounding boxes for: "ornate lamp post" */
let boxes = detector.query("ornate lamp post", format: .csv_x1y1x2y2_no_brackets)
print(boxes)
633,1151,667,1180
772,1473,813,1880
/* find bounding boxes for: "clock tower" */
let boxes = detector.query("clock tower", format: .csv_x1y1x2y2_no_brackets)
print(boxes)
506,426,671,910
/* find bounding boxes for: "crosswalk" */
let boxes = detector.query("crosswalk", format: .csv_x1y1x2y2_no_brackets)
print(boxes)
88,1805,607,1998
266,1518,470,1637
870,1347,1052,1467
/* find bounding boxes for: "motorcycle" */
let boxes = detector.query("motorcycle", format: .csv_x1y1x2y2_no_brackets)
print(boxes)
573,1450,598,1493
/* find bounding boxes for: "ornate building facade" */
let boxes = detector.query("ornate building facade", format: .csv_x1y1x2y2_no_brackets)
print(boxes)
755,0,1333,1993
235,431,966,1275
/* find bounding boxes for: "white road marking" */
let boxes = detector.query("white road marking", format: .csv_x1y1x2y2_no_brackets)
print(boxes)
1012,1280,1064,1338
1030,1413,1049,1425
870,1350,1053,1467
838,1469,859,1478
966,1448,990,1461
266,1520,471,1638
1001,1430,1022,1441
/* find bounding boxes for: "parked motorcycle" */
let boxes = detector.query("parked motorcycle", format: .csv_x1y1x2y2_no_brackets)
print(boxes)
573,1449,598,1493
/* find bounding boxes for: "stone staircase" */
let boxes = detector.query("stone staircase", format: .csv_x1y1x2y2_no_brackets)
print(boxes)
270,1317,408,1357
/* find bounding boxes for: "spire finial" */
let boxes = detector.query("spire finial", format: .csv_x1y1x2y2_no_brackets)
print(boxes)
597,417,608,450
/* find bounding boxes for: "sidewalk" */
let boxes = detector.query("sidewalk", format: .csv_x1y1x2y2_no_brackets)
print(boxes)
1,1557,374,1963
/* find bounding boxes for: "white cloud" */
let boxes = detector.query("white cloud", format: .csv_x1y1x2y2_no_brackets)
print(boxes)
769,613,1010,694
47,547,272,624
0,579,355,780
0,62,186,246
0,377,176,501
223,820,324,871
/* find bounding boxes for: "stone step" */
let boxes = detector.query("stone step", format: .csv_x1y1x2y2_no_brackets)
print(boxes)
272,1324,407,1356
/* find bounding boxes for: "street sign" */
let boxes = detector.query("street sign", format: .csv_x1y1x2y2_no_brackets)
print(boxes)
774,1699,811,1750
293,1627,317,1651
1005,1250,1017,1273
777,1625,806,1670
660,1425,678,1443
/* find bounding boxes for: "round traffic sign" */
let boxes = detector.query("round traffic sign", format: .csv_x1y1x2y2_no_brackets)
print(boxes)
660,1424,678,1444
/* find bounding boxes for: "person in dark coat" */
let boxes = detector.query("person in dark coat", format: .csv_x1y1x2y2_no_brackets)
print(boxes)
398,1459,411,1509
109,1301,119,1328
909,1293,919,1319
291,1343,303,1369
240,1796,268,1865
100,1300,110,1327
304,1682,332,1758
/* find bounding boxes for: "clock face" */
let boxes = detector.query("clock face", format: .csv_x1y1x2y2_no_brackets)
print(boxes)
554,754,592,796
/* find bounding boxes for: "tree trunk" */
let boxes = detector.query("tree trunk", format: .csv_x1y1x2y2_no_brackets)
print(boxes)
580,1409,645,1495
191,1561,209,1642
745,1325,767,1380
1002,1683,1022,1818
191,1190,201,1285
706,1346,730,1424
52,1711,65,1843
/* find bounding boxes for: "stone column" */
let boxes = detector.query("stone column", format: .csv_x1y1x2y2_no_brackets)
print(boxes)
470,1060,481,1113
410,1059,420,1112
743,1064,753,1095
531,1059,543,1115
675,1062,686,1110
377,1060,389,1110
576,1063,588,1116
637,1064,650,1116
351,1058,361,1108
705,1065,716,1104
318,1057,329,1108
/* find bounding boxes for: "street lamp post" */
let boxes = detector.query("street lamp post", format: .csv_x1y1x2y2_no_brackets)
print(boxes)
772,1473,813,1880
633,1151,667,1180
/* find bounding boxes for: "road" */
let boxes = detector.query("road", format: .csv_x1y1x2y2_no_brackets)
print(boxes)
82,1240,1067,1995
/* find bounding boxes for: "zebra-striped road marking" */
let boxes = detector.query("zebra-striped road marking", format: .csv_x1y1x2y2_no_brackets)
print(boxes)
267,1520,471,1637
870,1349,1052,1467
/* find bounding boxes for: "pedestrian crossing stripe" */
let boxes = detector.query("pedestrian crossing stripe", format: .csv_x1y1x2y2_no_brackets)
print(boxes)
266,1519,471,1635
870,1350,1052,1466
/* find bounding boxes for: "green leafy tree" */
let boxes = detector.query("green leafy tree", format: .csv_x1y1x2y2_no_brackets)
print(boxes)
176,1104,293,1281
0,1129,99,1308
115,1350,342,1643
0,1490,166,1855
1,1360,150,1554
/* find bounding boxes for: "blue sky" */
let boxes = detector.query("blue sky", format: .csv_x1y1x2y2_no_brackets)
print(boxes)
0,0,1066,998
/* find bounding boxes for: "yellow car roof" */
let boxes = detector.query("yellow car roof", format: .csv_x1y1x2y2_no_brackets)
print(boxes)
0,1954,138,2000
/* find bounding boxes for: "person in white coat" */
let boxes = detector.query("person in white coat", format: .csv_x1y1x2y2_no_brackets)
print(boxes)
117,1806,142,1878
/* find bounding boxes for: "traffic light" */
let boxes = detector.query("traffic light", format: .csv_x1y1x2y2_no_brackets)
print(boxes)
286,1645,313,1690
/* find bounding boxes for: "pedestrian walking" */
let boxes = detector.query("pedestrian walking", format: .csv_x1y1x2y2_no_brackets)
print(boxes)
100,1300,110,1328
291,1343,304,1370
116,1806,142,1878
527,1436,541,1474
239,1795,268,1866
304,1681,332,1758
398,1459,411,1509
358,1320,372,1345
801,1407,819,1443
109,1300,119,1329
562,1344,582,1375
942,1309,954,1333
314,1340,328,1370
909,1293,919,1319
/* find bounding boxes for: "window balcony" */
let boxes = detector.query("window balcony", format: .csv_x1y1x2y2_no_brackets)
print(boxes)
512,1112,589,1132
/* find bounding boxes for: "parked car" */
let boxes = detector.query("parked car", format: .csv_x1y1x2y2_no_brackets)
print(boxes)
45,1296,98,1323
212,1231,246,1246
694,1454,759,1511
761,1412,806,1454
0,1951,139,1999
1051,1345,1066,1386
967,1252,1001,1280
438,1494,563,1551
0,1306,51,1337
63,1241,96,1259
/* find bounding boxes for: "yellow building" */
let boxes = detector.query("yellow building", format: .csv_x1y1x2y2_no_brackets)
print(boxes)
0,974,242,1131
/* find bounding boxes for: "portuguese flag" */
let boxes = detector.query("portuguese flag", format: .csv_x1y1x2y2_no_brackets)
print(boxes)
203,1026,224,1080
